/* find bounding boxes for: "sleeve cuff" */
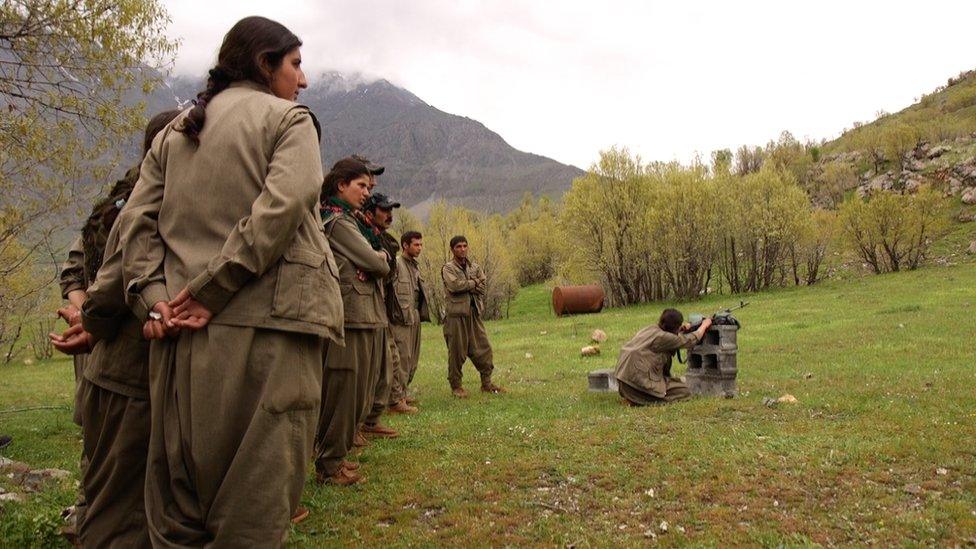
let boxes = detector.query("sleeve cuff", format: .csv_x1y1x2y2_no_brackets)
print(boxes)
188,271,234,315
130,282,170,321
60,282,86,299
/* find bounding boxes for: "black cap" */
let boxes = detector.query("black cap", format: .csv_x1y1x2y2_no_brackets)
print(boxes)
352,154,385,176
364,192,401,211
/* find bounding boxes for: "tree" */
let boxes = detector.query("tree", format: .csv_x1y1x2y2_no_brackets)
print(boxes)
0,0,176,360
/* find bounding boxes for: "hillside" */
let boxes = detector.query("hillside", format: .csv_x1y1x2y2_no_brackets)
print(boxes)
147,72,584,213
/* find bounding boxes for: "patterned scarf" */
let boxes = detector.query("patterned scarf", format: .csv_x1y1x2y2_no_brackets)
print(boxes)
321,197,382,250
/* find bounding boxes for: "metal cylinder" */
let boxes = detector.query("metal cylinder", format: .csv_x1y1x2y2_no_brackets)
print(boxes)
552,285,605,316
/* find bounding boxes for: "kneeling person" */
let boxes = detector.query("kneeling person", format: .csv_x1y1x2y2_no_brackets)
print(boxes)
614,308,712,406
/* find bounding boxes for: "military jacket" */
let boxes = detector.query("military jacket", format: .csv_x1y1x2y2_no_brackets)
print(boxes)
442,258,487,317
81,220,149,399
59,236,88,298
121,81,343,342
393,254,429,326
324,211,390,329
614,325,699,399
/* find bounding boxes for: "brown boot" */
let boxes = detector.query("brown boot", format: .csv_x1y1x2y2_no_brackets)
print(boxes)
361,422,399,438
316,466,362,486
481,382,506,394
353,430,370,447
290,506,310,525
389,399,418,414
342,460,360,471
452,387,468,399
405,395,419,405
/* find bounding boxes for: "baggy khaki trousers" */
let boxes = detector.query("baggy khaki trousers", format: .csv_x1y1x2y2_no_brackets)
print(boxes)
144,325,322,547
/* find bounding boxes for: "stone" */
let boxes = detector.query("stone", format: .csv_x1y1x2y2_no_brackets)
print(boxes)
962,187,976,205
927,145,951,159
0,492,25,503
580,345,600,357
904,178,922,193
956,211,975,223
587,368,618,392
967,241,976,255
948,177,964,195
590,329,608,343
777,394,798,404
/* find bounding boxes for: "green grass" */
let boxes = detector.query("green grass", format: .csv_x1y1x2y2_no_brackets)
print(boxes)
2,265,976,546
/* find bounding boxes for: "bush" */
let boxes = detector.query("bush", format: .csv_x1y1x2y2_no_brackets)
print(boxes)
839,188,948,273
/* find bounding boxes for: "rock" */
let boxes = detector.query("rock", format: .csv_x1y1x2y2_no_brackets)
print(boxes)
580,345,600,357
904,483,923,495
904,178,922,193
590,329,607,343
659,520,669,533
0,492,25,503
962,188,976,205
967,241,976,255
777,394,798,404
927,145,951,159
0,457,30,475
762,397,778,408
524,353,533,359
948,178,964,195
936,467,948,476
956,212,975,223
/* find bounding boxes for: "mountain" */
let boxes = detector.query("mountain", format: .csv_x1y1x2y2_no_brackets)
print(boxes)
157,72,584,213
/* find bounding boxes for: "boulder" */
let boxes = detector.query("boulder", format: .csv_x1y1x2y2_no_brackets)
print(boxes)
948,178,964,196
927,145,952,159
962,187,976,205
904,178,922,194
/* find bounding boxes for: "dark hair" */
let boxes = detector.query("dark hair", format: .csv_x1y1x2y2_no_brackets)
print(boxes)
658,308,684,334
177,16,302,144
401,231,423,247
449,235,467,249
322,157,371,200
143,109,183,155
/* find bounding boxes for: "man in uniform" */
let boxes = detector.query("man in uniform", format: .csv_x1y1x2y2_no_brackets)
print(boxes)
389,230,429,411
360,192,413,438
441,236,504,398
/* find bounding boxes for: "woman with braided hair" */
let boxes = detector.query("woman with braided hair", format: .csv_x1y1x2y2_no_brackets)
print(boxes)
119,16,342,546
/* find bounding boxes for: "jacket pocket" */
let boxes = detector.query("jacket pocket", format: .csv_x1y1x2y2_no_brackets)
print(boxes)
271,246,340,326
446,292,469,316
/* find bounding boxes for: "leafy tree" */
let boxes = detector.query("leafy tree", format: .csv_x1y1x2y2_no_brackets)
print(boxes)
1,0,176,352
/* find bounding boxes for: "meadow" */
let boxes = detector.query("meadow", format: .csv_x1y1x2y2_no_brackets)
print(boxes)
1,263,975,546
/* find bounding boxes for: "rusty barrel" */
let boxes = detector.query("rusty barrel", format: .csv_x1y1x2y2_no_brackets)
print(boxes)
552,285,605,316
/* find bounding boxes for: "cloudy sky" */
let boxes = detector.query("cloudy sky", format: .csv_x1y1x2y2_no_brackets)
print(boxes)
162,0,976,169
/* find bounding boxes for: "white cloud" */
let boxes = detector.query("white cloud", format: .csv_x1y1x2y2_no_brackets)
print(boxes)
162,0,976,168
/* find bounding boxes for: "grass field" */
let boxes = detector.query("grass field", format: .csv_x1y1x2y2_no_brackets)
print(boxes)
2,263,975,546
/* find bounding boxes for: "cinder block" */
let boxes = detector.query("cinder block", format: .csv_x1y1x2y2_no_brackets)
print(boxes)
587,368,619,392
685,324,739,397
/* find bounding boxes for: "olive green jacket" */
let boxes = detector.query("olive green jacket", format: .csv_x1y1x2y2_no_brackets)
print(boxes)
81,221,149,399
120,82,343,342
324,212,390,329
441,258,487,317
393,254,429,326
614,325,699,399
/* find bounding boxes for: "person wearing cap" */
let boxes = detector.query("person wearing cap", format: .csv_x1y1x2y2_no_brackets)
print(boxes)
441,236,505,397
389,230,429,409
360,191,417,439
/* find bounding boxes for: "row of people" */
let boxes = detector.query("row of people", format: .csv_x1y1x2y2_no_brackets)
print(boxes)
50,15,504,547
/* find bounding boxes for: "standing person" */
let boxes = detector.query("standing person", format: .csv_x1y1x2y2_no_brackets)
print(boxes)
360,192,413,435
49,109,180,548
389,230,429,411
441,236,505,398
614,308,712,406
120,17,343,546
54,108,179,543
315,157,390,486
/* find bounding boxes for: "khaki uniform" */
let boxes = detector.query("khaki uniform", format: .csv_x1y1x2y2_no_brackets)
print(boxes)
74,220,151,547
390,254,429,402
366,230,402,418
441,259,495,389
121,82,341,547
614,325,699,405
315,212,389,476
